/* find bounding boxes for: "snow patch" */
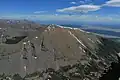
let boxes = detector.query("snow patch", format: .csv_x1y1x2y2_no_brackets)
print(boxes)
23,42,27,45
73,28,79,30
97,40,102,44
51,24,55,28
83,49,86,53
73,27,86,33
34,56,37,59
57,25,87,33
64,27,73,29
28,40,30,43
57,25,64,28
44,30,47,32
118,53,120,57
79,29,85,32
35,36,38,39
57,25,73,29
86,31,90,34
88,38,94,43
24,66,27,72
47,25,51,31
48,75,52,78
68,31,86,48
57,25,88,34
79,46,86,53
79,46,82,50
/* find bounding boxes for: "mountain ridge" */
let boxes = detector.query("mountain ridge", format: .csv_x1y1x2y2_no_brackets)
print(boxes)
0,20,119,80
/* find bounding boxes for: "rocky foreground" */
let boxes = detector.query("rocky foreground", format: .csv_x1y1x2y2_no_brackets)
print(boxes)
0,20,120,80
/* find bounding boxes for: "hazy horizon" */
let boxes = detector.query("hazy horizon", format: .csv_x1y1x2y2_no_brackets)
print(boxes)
0,0,120,27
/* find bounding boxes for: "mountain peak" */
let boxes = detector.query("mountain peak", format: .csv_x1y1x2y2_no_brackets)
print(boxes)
0,21,119,80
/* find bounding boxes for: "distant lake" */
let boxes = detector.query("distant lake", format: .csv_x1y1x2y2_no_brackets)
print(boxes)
83,29,120,37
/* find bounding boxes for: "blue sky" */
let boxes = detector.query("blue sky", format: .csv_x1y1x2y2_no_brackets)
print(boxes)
0,0,120,25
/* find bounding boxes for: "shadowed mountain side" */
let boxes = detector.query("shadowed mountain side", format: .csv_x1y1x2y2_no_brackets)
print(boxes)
99,54,120,80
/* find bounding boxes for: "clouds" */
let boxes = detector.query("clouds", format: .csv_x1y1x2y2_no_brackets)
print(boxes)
32,0,120,17
79,1,85,4
0,0,119,25
57,5,101,13
104,0,120,7
34,11,47,14
57,0,120,14
70,1,85,5
70,2,76,4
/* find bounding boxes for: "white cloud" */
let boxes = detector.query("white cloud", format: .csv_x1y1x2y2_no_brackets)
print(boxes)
34,11,47,14
70,1,85,5
104,0,120,7
79,1,85,4
70,2,76,4
57,5,101,13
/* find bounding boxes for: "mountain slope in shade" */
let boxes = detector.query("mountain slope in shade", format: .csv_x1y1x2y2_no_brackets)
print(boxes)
0,21,119,80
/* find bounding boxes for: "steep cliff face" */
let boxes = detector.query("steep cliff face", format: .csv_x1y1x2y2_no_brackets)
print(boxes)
0,22,120,80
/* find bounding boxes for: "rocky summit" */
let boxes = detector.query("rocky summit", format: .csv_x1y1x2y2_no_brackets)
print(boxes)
0,20,120,80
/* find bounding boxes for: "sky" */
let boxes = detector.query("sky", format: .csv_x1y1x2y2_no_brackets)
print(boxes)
0,0,120,25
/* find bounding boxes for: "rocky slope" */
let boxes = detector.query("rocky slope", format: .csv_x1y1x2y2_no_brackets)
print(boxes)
0,20,119,80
